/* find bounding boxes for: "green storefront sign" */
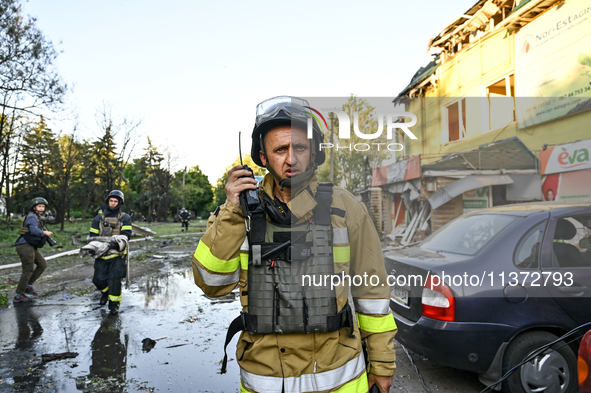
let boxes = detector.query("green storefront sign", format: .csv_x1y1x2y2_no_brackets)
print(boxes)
463,200,488,209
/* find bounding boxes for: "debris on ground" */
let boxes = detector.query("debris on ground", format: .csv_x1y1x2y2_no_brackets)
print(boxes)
141,336,166,352
142,338,157,352
42,352,79,363
165,344,189,349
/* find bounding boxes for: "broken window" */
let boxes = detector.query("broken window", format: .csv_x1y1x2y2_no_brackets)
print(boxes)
444,98,467,143
486,74,515,132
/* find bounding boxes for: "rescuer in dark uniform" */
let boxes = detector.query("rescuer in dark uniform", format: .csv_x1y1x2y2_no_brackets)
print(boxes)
180,208,190,232
89,190,132,315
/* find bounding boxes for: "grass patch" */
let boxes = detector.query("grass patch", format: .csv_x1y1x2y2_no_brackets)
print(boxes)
0,282,17,292
134,221,207,236
73,286,96,296
0,221,90,259
0,220,205,266
0,293,8,306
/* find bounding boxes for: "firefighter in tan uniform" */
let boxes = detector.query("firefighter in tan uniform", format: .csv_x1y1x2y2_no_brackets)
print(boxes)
192,96,396,393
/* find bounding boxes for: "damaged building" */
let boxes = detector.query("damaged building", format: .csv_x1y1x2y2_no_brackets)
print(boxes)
369,0,591,244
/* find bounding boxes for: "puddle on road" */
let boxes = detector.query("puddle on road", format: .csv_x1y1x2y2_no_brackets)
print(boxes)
0,263,242,392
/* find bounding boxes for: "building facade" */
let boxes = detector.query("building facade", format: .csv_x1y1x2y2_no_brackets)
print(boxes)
373,0,591,240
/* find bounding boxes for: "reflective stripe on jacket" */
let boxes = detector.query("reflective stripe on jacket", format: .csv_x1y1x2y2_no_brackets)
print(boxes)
193,174,396,392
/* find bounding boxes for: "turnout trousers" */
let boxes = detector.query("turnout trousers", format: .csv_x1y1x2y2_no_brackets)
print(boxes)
93,256,126,308
15,243,47,295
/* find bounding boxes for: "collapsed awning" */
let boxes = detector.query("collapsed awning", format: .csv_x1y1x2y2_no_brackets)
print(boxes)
429,175,514,210
372,155,421,187
422,137,538,176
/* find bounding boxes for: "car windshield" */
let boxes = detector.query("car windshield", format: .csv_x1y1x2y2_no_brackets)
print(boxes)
420,214,518,255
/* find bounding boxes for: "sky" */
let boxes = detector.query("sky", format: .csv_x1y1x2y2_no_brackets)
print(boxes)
21,0,477,184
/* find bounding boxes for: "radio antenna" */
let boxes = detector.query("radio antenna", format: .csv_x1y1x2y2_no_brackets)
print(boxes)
239,131,244,166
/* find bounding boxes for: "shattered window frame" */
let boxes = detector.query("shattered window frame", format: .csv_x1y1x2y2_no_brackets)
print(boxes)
484,73,516,133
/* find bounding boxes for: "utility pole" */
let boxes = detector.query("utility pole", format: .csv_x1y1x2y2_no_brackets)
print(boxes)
182,166,187,208
329,113,335,182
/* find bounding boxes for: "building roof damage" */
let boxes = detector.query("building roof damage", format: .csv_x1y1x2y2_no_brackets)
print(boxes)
395,0,562,102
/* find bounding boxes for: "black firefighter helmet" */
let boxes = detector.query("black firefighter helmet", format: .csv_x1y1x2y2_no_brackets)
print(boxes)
106,190,125,206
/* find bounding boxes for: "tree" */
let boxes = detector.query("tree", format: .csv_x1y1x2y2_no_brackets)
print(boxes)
0,0,67,218
213,154,266,206
53,132,82,230
13,117,82,229
0,0,67,115
71,139,103,220
132,138,175,222
318,95,389,192
0,111,26,220
122,158,147,216
171,165,214,217
13,116,57,213
92,104,141,192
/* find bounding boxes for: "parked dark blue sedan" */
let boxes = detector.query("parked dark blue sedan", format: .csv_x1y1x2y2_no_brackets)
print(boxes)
385,202,591,393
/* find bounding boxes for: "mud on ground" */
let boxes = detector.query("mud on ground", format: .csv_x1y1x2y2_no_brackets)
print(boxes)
0,236,199,300
0,234,248,393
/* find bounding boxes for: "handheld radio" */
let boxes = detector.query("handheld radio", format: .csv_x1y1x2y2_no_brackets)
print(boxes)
238,132,260,228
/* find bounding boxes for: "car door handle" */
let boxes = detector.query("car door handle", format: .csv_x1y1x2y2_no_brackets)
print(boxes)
558,286,589,293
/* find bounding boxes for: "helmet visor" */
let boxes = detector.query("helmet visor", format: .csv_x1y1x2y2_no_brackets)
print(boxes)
255,96,311,126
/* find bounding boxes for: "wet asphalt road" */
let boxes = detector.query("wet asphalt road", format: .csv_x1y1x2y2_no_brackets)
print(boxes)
1,256,242,393
0,253,486,393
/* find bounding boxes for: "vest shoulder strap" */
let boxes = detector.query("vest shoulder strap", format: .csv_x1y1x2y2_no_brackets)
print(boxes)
314,182,333,226
18,215,28,235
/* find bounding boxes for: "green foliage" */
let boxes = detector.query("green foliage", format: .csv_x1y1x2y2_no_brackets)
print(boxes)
213,171,229,207
213,154,266,206
0,0,67,223
70,139,101,218
133,138,172,221
12,117,84,230
0,0,67,114
13,116,58,211
170,165,214,217
0,293,7,306
317,95,389,192
93,125,121,191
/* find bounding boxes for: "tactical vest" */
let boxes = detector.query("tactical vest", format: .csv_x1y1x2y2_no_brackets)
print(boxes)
221,183,353,373
98,210,125,237
18,212,46,248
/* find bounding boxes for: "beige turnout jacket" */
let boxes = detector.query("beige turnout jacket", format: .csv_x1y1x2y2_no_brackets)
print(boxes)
193,174,396,393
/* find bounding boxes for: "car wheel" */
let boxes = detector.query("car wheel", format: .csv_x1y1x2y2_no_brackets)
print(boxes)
501,331,577,393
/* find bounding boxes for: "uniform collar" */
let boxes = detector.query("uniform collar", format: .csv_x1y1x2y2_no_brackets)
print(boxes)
261,173,319,223
104,206,120,215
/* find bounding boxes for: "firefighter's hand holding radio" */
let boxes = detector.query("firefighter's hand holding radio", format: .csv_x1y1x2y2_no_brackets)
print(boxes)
225,165,258,207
